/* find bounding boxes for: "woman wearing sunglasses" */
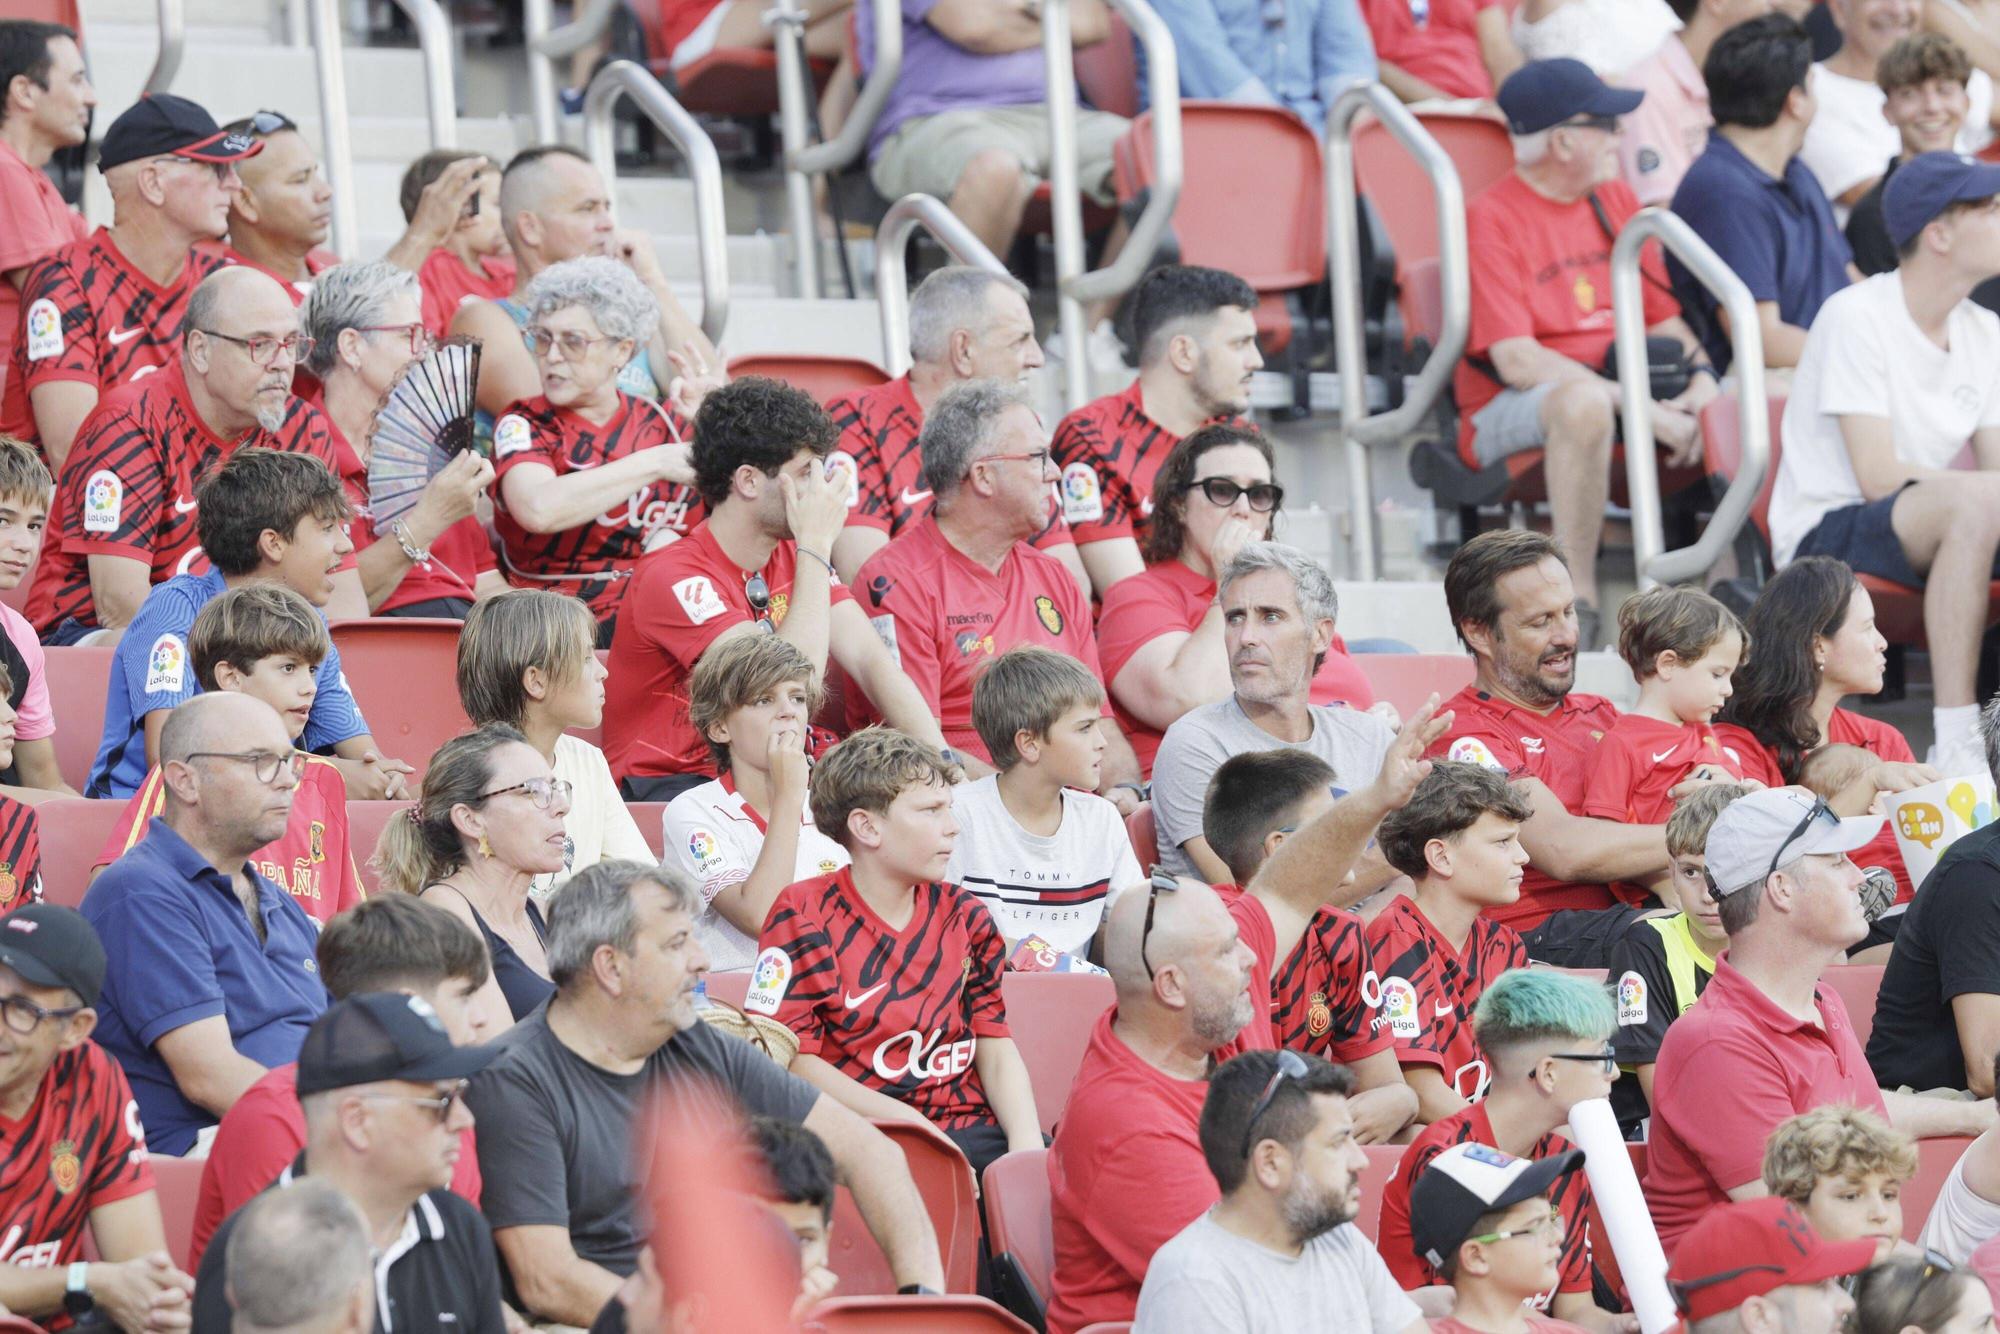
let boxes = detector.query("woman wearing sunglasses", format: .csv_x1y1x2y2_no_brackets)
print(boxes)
1095,423,1382,776
1854,1254,1996,1334
375,723,573,1027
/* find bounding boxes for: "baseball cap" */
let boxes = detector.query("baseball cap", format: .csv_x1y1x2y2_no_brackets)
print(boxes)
1496,58,1644,136
1668,1197,1874,1322
98,94,266,172
1409,1141,1586,1270
1703,787,1884,897
295,993,497,1096
1884,151,2000,249
0,905,106,1007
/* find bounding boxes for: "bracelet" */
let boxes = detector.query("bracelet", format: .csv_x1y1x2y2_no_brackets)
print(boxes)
390,520,432,565
797,545,832,573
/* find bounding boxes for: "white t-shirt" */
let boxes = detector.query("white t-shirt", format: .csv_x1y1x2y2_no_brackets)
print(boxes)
1920,1151,2000,1263
1135,1212,1424,1334
1771,271,2000,566
663,775,851,972
1801,63,1995,215
942,775,1143,956
1511,0,1679,74
532,734,656,903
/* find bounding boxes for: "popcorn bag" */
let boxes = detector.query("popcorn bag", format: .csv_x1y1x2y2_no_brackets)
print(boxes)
1887,773,1998,887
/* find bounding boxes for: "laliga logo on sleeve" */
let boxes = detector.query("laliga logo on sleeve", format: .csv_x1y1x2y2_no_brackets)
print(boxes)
143,634,186,696
493,414,532,458
24,299,61,361
743,947,791,1016
82,470,123,534
824,451,860,509
1379,976,1420,1039
1616,970,1647,1026
1447,736,1503,772
687,829,722,872
1060,463,1103,524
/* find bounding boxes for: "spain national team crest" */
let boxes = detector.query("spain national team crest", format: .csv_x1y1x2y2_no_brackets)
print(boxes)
1307,991,1332,1038
309,821,326,863
1034,595,1064,635
49,1139,80,1195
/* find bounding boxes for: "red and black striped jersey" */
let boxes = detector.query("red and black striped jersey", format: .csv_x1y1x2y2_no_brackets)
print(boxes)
746,868,1010,1129
1049,378,1181,547
825,374,926,538
25,362,340,634
490,392,701,625
0,794,43,912
0,230,226,449
1364,894,1528,1102
1271,906,1394,1064
0,1039,154,1278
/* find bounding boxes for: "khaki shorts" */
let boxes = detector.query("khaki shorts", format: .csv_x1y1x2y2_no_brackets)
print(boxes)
870,104,1128,208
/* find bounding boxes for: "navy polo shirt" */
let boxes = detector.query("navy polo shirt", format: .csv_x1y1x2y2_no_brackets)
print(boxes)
82,819,327,1156
1668,129,1853,371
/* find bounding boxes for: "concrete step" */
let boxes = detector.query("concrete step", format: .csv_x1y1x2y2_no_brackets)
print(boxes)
85,0,275,31
717,297,884,364
86,32,438,125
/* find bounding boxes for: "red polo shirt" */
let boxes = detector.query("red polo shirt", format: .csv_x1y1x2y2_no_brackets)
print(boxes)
1428,683,1627,928
1644,956,1885,1253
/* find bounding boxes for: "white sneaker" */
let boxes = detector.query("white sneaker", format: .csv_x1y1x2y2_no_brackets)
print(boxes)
1928,735,1987,780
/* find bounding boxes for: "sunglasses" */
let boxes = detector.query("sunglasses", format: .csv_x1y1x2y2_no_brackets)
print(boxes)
1139,864,1179,980
745,572,772,624
1768,796,1837,880
1558,113,1621,133
1669,1264,1788,1316
1238,1048,1309,1159
359,1079,471,1125
1183,477,1283,513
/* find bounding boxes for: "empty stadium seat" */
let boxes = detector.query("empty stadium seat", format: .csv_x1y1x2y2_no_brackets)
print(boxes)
828,1119,981,1295
327,619,472,776
658,47,832,119
1003,970,1115,1134
44,644,112,790
1821,963,1885,1051
1352,654,1474,719
985,1148,1052,1326
725,354,887,404
1352,111,1513,281
1124,802,1157,867
1905,1135,1976,1242
804,1295,1034,1332
37,798,126,909
627,801,668,859
346,800,416,894
1354,1143,1403,1241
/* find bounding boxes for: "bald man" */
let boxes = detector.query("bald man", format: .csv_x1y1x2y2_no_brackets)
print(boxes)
1042,698,1447,1334
25,264,367,642
453,143,720,422
81,692,328,1157
0,93,259,466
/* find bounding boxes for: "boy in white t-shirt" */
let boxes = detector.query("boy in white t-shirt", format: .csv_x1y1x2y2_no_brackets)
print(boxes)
665,634,850,971
944,645,1143,957
1770,152,2000,777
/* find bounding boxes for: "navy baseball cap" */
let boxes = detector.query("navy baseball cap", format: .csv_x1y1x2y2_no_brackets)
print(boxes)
1885,151,2000,249
99,94,265,171
1497,58,1644,135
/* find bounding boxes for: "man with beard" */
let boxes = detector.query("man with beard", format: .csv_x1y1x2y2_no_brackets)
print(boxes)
0,21,92,390
1131,1050,1427,1334
1048,264,1262,596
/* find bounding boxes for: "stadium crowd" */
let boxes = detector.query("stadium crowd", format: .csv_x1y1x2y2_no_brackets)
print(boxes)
16,0,2000,1330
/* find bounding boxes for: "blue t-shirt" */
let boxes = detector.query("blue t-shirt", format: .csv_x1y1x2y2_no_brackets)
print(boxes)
82,819,327,1156
1669,130,1854,372
85,568,369,799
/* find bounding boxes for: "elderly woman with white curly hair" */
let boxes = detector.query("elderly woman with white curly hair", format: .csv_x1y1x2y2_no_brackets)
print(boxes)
492,255,709,638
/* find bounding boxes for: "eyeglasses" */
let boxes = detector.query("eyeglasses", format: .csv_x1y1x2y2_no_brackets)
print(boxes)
1670,1264,1788,1316
1468,1206,1566,1246
184,749,308,785
1546,1046,1617,1077
355,322,435,357
1238,1048,1310,1159
359,1080,470,1125
479,776,574,812
523,326,622,361
981,448,1053,470
198,329,314,368
1557,114,1621,133
1768,796,1837,880
0,991,85,1035
1139,864,1179,980
1183,477,1284,513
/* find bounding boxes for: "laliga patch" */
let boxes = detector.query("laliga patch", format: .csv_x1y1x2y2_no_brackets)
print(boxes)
687,828,724,874
1447,736,1504,771
1060,462,1103,524
493,414,533,458
143,633,186,696
824,450,860,509
1616,970,1648,1026
743,946,792,1016
82,470,122,534
672,575,728,625
24,299,61,361
1380,975,1420,1040
869,613,901,667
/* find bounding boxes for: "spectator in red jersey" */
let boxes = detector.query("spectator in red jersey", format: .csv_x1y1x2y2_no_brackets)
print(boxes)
491,255,702,636
747,727,1042,1175
1199,747,1418,1144
1377,968,1624,1331
825,265,1080,589
27,265,367,642
455,145,720,425
1433,529,1678,960
1366,762,1533,1123
1666,1198,1870,1334
3,93,260,468
397,150,513,337
603,375,943,799
0,438,74,794
1458,60,1717,626
1618,0,1771,206
1049,264,1262,595
851,378,1140,789
1132,1051,1426,1334
212,110,338,300
189,894,495,1271
0,904,193,1329
0,664,47,907
1581,585,1755,839
0,21,91,396
301,260,502,617
1362,0,1524,102
1409,1143,1596,1334
1045,698,1451,1334
1099,425,1381,776
1644,786,1995,1253
658,0,850,71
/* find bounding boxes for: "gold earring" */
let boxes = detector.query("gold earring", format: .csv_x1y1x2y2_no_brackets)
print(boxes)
478,833,492,859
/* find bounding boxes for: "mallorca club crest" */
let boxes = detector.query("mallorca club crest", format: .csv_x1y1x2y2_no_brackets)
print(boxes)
1034,595,1064,635
49,1139,80,1195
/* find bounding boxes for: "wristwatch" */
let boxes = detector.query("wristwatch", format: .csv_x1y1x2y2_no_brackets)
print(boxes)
896,1284,941,1297
64,1262,93,1318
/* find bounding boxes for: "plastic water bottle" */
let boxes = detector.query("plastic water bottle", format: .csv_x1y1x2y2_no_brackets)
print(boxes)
692,977,716,1013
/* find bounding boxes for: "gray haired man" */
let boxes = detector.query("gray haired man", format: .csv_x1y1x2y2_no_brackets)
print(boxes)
222,1180,374,1334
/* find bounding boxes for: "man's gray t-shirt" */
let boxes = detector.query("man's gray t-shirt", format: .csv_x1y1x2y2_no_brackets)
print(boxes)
465,1005,818,1281
1134,1213,1422,1334
1150,698,1396,878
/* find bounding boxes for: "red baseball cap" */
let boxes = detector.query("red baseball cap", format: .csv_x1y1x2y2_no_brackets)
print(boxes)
1668,1198,1876,1322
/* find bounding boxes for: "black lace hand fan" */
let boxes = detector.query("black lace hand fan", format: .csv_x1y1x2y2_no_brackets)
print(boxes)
366,335,482,526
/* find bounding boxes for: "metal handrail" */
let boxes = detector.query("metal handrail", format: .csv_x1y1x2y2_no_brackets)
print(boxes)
876,194,1009,378
1326,84,1468,581
1612,208,1767,589
384,0,457,148
536,0,621,58
791,0,900,176
522,0,560,142
582,61,731,347
307,0,359,258
144,0,184,94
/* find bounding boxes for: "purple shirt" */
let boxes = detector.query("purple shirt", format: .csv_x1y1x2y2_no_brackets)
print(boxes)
861,0,1050,155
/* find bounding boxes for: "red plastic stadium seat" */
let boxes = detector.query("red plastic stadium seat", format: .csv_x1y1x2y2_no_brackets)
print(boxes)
1353,112,1513,279
1904,1136,1976,1242
81,1152,204,1269
706,970,750,1006
327,619,472,777
1003,970,1114,1134
1124,802,1157,867
1074,10,1139,118
36,797,126,909
1078,1325,1134,1334
653,47,833,119
1354,1143,1404,1241
626,802,667,859
346,800,416,895
985,1148,1052,1321
805,1295,1034,1332
828,1120,981,1294
43,645,112,791
1821,963,1884,1051
726,354,887,406
1353,654,1475,720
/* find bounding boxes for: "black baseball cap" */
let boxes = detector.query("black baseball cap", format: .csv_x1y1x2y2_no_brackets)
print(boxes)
1496,58,1644,135
1409,1141,1586,1270
295,993,497,1096
0,904,107,1007
98,94,266,171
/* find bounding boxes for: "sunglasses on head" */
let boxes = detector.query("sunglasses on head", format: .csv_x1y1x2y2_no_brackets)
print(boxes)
1238,1048,1309,1160
1139,865,1179,980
